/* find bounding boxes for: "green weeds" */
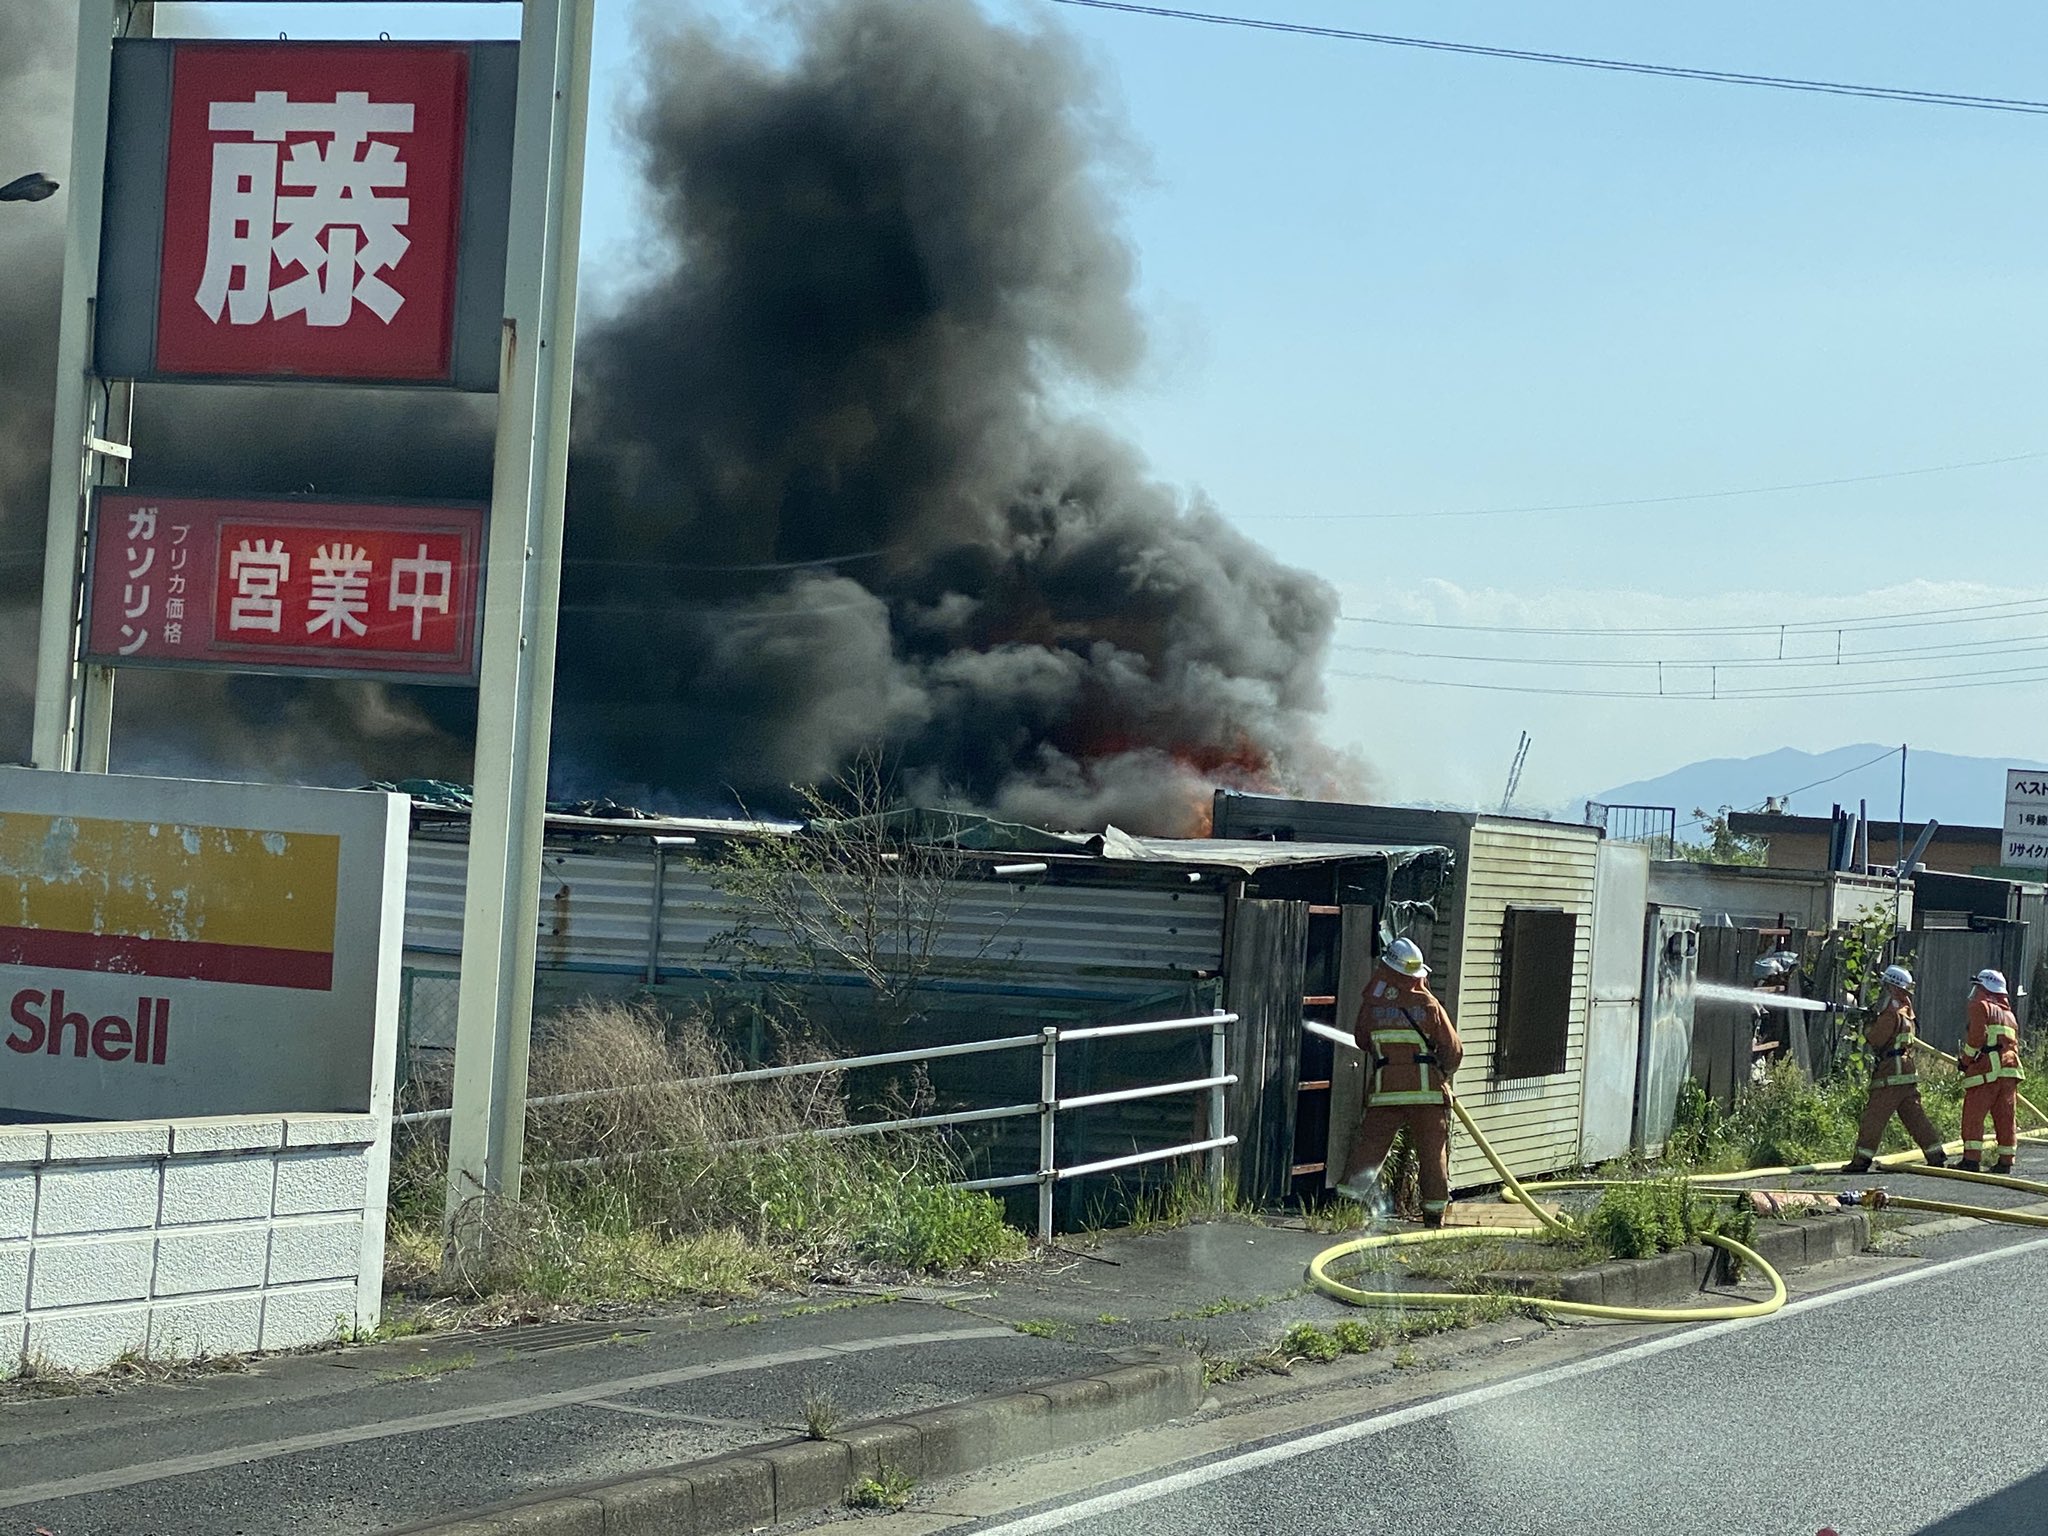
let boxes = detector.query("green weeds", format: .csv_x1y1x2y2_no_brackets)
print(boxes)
1581,1176,1753,1262
801,1386,841,1439
1203,1297,1518,1385
376,1351,477,1382
1108,1162,1261,1234
1011,1318,1075,1340
849,1469,915,1510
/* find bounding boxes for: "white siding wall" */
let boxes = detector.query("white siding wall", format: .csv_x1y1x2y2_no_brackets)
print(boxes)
1443,820,1599,1188
0,1115,385,1373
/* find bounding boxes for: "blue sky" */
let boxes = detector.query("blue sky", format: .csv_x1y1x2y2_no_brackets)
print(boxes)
162,1,2048,814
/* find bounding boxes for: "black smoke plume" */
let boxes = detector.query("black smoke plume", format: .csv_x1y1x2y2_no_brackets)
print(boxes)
0,0,1354,834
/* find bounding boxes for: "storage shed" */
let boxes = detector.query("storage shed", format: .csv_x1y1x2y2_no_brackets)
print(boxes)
1212,792,1603,1189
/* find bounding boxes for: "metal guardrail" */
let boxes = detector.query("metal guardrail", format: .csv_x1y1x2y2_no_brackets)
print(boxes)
397,1011,1239,1241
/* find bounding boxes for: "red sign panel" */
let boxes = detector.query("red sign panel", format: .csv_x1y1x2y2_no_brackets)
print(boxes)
85,491,485,683
153,44,471,381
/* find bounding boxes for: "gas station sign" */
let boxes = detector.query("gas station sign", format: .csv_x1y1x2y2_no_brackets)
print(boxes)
83,490,486,682
35,1,593,1217
96,39,516,389
0,769,406,1121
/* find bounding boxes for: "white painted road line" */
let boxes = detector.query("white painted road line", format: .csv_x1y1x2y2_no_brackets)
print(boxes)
0,1326,1015,1511
967,1234,2048,1535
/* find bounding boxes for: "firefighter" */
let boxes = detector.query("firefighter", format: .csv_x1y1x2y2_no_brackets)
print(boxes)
1844,964,1945,1174
1335,936,1463,1227
1959,968,2026,1174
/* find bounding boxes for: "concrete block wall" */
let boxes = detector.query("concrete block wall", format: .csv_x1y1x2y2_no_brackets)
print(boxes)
0,1114,388,1373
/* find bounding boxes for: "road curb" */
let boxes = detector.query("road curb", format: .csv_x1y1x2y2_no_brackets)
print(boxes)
1483,1210,1870,1307
397,1354,1204,1535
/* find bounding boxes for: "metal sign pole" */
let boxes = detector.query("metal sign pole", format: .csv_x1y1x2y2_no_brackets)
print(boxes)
30,0,126,773
444,0,593,1238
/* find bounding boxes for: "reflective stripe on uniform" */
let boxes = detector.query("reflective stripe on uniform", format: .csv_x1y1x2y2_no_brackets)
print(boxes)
1876,1044,1918,1086
1367,1024,1438,1099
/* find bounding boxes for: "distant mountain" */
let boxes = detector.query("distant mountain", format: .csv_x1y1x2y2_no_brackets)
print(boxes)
1585,744,2047,830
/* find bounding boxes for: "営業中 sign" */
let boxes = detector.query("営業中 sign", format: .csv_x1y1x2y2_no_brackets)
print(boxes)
0,770,407,1121
2002,768,2048,869
95,39,515,388
83,490,486,682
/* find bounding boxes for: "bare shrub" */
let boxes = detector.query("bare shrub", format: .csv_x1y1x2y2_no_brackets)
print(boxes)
394,1000,1021,1309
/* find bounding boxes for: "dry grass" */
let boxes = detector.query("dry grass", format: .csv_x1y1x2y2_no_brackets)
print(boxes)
389,1002,1023,1313
0,1348,251,1401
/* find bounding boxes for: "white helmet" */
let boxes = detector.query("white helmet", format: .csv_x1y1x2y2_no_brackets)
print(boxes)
1386,937,1428,977
1880,964,1914,993
1752,956,1784,980
1974,968,2009,996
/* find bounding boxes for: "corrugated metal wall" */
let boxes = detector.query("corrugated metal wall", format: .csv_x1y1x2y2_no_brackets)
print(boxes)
1444,818,1598,1186
1914,921,2027,1055
404,835,1226,1000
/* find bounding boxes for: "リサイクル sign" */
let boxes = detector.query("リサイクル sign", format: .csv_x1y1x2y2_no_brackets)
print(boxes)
96,39,515,388
84,490,485,682
0,770,407,1121
2002,768,2048,870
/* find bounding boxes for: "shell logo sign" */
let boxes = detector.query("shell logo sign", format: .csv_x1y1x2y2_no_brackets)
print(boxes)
0,813,340,992
0,770,405,1122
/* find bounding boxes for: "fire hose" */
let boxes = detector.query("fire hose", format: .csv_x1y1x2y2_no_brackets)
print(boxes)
1308,1089,1787,1323
1309,1048,2048,1322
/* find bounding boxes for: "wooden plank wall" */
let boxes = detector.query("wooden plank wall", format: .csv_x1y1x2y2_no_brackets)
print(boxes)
1222,896,1310,1202
1322,904,1377,1185
1446,820,1599,1188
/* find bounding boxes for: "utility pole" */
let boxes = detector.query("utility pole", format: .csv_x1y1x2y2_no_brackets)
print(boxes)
1894,743,1908,938
29,0,146,774
443,0,595,1240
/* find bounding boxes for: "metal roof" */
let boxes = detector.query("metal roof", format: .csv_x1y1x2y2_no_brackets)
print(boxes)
404,798,1447,877
1090,828,1450,874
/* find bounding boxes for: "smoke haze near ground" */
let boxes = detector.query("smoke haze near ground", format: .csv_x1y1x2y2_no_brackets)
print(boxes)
0,0,1357,834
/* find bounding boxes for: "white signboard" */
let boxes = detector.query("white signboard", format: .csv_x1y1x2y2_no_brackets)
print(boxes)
0,769,407,1120
2002,768,2048,870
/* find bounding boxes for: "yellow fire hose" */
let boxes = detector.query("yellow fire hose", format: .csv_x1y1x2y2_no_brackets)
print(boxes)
1308,1092,1787,1323
1309,1062,2048,1323
1515,1038,2048,1202
1848,1188,2048,1227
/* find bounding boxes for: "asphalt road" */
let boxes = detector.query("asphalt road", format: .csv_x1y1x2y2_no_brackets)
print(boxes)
959,1228,2048,1536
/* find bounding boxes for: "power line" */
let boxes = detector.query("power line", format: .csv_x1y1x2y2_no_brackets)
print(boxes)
1675,745,1907,831
1338,594,2048,638
1333,657,2048,700
1240,449,2048,523
1333,630,2048,671
1047,1,2048,116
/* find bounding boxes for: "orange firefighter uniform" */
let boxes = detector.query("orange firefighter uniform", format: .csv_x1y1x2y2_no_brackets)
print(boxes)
1960,985,2025,1174
1338,962,1464,1226
1845,989,1943,1173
